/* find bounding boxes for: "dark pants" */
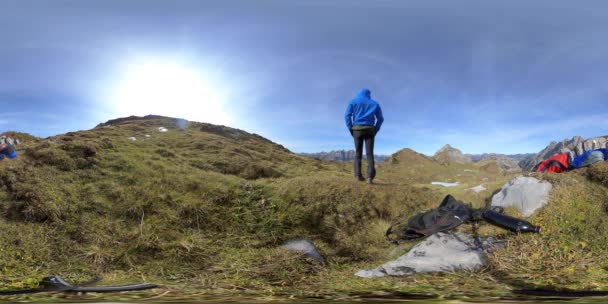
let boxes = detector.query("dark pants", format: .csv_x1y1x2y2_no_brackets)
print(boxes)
353,128,376,179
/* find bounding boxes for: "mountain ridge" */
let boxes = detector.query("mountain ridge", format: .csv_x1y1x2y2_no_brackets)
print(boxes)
299,150,389,162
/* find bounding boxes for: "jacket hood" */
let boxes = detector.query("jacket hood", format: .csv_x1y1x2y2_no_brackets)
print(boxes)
356,88,371,99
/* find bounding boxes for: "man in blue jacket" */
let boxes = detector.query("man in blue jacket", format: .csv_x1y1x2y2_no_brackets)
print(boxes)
344,88,384,184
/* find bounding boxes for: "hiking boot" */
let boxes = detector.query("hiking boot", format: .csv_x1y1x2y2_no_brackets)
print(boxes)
357,176,365,182
366,178,373,184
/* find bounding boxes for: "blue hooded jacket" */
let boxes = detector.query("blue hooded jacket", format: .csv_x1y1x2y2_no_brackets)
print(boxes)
344,88,384,133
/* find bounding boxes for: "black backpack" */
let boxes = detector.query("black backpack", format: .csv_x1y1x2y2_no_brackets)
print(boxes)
386,195,477,242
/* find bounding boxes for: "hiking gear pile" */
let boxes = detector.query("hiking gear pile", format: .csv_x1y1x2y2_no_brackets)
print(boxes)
534,148,608,173
386,195,539,242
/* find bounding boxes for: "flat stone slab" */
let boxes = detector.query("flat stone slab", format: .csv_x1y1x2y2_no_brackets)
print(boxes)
491,176,552,217
356,232,500,278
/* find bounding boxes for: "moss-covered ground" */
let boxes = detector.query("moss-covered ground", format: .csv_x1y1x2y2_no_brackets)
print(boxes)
1,115,608,301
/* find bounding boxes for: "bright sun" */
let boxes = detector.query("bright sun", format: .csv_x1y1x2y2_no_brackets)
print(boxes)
110,58,232,125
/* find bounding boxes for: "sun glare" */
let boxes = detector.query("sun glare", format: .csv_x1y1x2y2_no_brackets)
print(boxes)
109,59,232,125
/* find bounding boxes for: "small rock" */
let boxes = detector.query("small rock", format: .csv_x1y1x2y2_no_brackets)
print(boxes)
145,135,151,137
468,184,486,193
431,182,460,187
355,268,387,278
491,176,552,217
158,127,168,132
128,137,137,141
280,239,325,264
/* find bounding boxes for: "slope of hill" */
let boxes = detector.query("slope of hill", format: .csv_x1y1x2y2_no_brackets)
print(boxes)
2,116,608,299
0,115,442,295
379,148,519,205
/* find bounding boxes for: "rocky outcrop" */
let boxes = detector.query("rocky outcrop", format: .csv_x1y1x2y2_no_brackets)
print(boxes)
520,135,608,171
491,176,553,217
492,157,522,172
355,232,501,278
300,150,388,162
0,136,21,145
433,144,472,164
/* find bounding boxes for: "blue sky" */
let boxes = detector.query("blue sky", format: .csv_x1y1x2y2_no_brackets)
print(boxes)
1,0,608,155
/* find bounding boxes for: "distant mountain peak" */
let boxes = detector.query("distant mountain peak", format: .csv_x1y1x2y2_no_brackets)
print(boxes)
433,144,471,164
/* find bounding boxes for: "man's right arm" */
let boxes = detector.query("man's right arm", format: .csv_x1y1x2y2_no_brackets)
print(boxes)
344,103,354,134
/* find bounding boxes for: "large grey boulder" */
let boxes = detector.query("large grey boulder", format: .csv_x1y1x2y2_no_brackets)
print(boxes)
491,176,552,217
355,233,500,278
280,239,325,264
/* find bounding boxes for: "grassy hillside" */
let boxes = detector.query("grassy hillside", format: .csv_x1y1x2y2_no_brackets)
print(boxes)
379,149,517,206
0,116,442,293
2,115,608,299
